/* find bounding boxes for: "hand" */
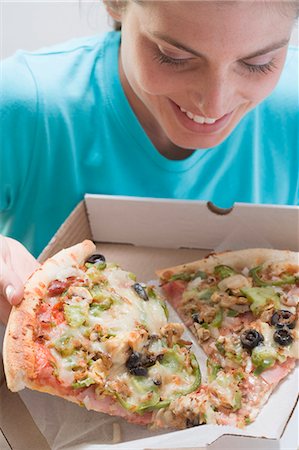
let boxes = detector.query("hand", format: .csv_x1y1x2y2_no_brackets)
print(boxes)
0,236,40,324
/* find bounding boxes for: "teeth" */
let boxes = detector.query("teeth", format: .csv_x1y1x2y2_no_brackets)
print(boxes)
193,115,205,124
204,117,217,124
180,107,217,124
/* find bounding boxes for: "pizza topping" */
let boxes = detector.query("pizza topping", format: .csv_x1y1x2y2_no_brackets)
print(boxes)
114,345,200,413
169,269,208,283
214,265,236,279
192,312,204,324
168,272,194,282
270,310,297,330
209,370,242,411
251,345,278,374
194,323,211,342
217,274,251,292
64,300,89,328
32,259,201,414
160,323,184,347
125,351,156,377
86,254,106,265
250,264,298,287
48,279,74,297
240,287,280,316
273,329,294,347
154,251,298,429
240,329,264,351
132,283,149,301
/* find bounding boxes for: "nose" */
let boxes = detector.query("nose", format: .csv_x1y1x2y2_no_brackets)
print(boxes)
191,67,235,118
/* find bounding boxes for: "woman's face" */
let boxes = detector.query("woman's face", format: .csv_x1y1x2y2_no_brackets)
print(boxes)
118,1,295,153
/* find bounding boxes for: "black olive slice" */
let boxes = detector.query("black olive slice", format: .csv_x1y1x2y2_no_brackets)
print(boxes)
273,328,293,347
240,329,264,350
130,366,148,377
132,283,149,301
126,351,142,370
86,254,106,264
271,310,297,330
125,351,152,377
192,312,204,324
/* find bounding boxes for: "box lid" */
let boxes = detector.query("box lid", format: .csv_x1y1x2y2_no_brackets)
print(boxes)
85,195,299,251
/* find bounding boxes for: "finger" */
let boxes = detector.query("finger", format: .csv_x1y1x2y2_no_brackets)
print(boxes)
0,295,12,324
3,236,40,283
0,260,24,306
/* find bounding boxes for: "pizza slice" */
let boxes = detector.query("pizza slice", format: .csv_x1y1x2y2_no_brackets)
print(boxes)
3,240,200,426
155,249,298,428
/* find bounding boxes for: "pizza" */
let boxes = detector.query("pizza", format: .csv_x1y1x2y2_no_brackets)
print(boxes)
3,244,298,431
3,240,200,426
154,249,298,428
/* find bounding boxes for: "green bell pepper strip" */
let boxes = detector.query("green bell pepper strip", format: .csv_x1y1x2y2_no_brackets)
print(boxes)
89,299,113,315
160,300,169,320
240,286,280,315
215,341,226,355
169,270,207,282
193,270,208,280
54,333,77,357
115,351,201,413
114,376,163,413
168,272,194,282
250,265,297,287
64,303,88,327
210,308,223,328
197,287,217,300
72,377,96,389
233,390,242,411
207,358,222,382
214,265,236,279
251,345,278,375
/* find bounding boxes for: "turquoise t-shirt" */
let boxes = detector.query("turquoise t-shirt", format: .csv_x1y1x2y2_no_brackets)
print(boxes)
1,32,298,257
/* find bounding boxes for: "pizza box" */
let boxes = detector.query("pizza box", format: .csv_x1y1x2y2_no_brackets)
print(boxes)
0,194,298,450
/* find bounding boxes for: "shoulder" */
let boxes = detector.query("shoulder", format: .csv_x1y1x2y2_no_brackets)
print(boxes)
1,32,119,107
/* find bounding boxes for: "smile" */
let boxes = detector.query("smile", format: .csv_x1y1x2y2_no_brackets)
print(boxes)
180,107,217,124
170,100,234,135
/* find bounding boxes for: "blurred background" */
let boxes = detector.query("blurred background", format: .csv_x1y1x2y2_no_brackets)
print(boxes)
1,0,298,59
1,1,111,59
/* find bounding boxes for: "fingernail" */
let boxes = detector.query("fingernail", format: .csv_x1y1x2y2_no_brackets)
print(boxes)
5,285,15,304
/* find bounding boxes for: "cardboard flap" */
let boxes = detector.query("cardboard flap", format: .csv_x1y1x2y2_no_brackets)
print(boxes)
0,429,11,450
39,201,92,262
0,383,51,450
85,195,299,251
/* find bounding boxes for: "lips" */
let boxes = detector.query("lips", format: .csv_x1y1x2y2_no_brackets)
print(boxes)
171,100,234,134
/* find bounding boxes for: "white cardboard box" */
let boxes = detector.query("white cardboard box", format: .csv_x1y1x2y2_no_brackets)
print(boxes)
1,195,298,450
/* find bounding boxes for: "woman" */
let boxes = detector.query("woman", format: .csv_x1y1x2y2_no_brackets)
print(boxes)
0,0,298,322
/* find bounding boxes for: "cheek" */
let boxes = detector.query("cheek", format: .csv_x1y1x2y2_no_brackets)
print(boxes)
122,44,178,96
244,59,287,104
241,71,283,106
136,63,175,96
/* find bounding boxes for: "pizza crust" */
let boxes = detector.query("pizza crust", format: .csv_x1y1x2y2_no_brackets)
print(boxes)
3,240,96,392
156,248,299,280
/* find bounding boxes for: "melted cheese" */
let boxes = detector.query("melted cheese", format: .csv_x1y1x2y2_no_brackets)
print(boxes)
42,263,197,410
